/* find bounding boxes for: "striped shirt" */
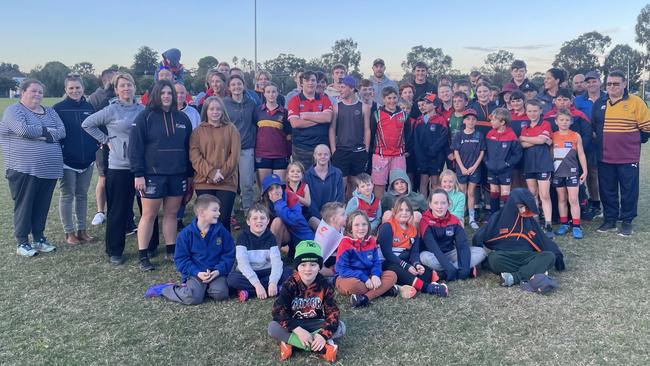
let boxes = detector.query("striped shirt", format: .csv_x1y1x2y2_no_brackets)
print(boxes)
0,103,65,179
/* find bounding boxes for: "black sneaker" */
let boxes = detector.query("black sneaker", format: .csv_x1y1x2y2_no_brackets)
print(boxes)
126,223,138,236
139,257,155,271
597,221,617,233
109,255,124,265
618,222,633,237
350,294,369,307
382,285,399,297
590,205,603,219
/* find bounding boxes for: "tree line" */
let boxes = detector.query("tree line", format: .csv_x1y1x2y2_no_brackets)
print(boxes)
2,4,650,98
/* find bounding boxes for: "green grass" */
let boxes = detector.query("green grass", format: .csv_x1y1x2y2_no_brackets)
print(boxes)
0,97,59,116
1,98,650,365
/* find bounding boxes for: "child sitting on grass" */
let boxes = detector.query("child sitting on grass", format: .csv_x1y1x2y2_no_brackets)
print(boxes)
419,189,487,282
377,197,448,297
314,202,347,277
473,188,565,292
335,211,409,307
227,203,293,301
269,240,344,362
345,173,381,233
146,194,234,304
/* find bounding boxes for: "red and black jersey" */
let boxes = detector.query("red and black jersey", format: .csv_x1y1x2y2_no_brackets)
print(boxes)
521,120,554,174
418,210,472,280
374,106,408,156
272,272,340,339
509,111,529,137
484,127,523,174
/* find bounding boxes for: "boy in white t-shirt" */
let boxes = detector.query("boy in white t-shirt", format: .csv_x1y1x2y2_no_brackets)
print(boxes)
314,202,347,276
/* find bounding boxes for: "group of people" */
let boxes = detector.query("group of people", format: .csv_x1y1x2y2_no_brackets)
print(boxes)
2,47,649,362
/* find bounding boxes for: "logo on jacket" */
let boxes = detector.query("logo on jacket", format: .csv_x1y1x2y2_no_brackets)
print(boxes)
445,226,454,237
215,238,222,246
175,124,186,129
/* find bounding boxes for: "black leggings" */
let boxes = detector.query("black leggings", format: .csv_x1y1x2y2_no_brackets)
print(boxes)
195,189,236,232
382,261,436,288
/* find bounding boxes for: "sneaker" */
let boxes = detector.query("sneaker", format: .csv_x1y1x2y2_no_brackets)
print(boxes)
163,253,174,262
590,205,603,219
320,341,338,362
424,282,448,297
16,243,38,257
618,222,633,237
544,225,554,239
279,341,293,361
597,221,617,233
126,221,138,236
500,272,515,287
572,226,584,239
230,217,241,231
350,294,370,307
238,290,250,302
139,257,155,271
145,283,173,298
383,285,399,297
469,221,479,230
109,255,124,265
32,238,56,253
555,224,570,236
91,212,105,226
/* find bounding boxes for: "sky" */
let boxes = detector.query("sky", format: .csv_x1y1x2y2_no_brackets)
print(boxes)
2,0,647,79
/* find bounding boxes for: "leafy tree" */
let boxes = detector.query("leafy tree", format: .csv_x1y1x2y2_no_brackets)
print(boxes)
109,64,131,74
553,31,611,76
263,53,307,92
0,62,23,78
28,61,71,97
401,46,453,77
480,50,514,87
603,44,644,90
0,76,18,97
321,38,361,74
136,75,154,96
71,62,95,75
197,56,219,76
81,75,101,95
131,46,158,76
635,4,650,55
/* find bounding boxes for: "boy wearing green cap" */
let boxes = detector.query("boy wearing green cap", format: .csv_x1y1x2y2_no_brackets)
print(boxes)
269,240,345,362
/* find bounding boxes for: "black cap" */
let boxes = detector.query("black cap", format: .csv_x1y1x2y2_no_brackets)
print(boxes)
372,58,385,66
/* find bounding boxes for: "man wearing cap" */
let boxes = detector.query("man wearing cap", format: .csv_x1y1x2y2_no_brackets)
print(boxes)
329,75,371,197
572,74,586,97
370,58,398,105
592,70,650,236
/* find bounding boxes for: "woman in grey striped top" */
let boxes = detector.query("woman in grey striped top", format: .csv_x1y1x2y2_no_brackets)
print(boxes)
0,79,65,257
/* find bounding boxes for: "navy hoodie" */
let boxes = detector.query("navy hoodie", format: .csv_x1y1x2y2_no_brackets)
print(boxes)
484,127,523,174
53,96,98,169
413,114,449,171
174,218,236,282
472,188,565,271
128,108,193,177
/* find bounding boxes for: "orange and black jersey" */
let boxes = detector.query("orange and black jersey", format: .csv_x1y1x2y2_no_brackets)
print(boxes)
552,130,580,177
544,106,593,155
272,272,340,339
377,219,421,270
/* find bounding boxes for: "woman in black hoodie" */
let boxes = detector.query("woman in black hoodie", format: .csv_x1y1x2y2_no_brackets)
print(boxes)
129,80,193,271
473,188,565,287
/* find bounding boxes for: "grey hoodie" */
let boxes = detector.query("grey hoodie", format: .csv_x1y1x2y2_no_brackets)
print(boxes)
81,99,145,170
380,169,428,213
223,94,258,150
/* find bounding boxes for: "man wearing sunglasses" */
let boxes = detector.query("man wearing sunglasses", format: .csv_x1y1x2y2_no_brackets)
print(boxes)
592,70,650,237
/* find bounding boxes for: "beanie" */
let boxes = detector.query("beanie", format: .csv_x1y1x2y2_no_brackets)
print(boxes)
293,240,323,269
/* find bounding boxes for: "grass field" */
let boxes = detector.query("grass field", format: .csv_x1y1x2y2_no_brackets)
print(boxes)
1,97,650,365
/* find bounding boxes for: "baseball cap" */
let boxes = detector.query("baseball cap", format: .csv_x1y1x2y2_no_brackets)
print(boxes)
262,174,283,194
521,82,537,93
584,71,600,81
340,75,357,89
499,83,519,95
462,108,478,119
520,273,558,294
372,58,385,66
294,240,324,269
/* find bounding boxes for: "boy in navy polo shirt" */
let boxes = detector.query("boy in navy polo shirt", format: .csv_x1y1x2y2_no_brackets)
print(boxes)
452,109,486,229
520,99,555,237
288,71,334,169
485,108,522,214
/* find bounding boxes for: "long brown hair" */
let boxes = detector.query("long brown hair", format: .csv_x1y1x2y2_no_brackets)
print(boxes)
200,96,231,125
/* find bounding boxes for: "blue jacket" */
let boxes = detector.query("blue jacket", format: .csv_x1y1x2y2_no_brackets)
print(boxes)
272,198,314,244
53,97,98,169
574,91,607,121
174,219,235,282
335,236,382,282
304,165,344,219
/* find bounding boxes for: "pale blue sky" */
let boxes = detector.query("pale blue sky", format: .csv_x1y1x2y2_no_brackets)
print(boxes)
3,0,646,78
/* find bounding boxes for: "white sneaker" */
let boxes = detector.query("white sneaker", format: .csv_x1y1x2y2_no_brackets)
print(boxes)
32,238,56,253
92,212,105,226
16,243,38,257
470,221,479,230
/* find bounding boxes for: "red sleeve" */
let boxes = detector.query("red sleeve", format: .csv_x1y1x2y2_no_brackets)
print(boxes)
541,121,553,138
287,96,300,119
321,95,333,111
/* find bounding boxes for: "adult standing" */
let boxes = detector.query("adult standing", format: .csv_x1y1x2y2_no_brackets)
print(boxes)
175,81,201,229
82,72,145,265
411,61,436,101
370,58,398,105
129,80,193,271
224,74,258,215
287,70,334,168
196,70,227,110
592,70,650,236
0,79,64,256
572,74,586,97
53,75,98,244
325,63,347,104
537,68,565,113
329,76,371,198
88,68,117,227
190,96,241,232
